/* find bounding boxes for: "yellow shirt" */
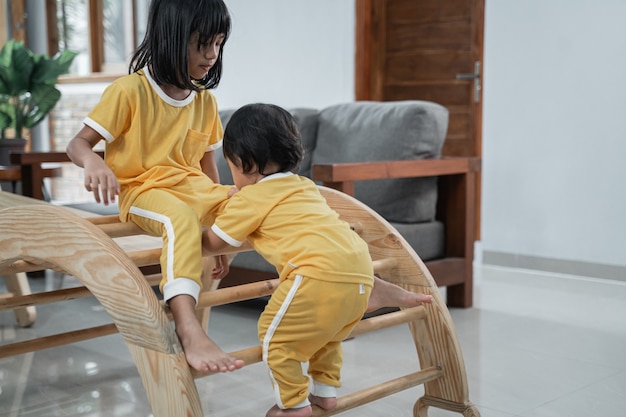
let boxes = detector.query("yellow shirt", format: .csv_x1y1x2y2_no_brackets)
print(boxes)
211,173,374,285
84,68,223,220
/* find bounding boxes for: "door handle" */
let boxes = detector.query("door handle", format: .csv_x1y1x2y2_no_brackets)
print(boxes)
456,61,481,103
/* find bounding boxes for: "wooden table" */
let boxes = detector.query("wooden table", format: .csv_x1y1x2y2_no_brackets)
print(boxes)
0,164,63,195
10,151,104,200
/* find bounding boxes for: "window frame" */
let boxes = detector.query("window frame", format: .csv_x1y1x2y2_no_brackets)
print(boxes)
46,0,141,83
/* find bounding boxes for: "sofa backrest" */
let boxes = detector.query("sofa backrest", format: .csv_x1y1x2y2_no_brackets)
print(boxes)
216,100,448,224
311,100,448,223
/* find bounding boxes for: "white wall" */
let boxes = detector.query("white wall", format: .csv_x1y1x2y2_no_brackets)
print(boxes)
214,0,356,110
481,0,626,271
218,0,626,275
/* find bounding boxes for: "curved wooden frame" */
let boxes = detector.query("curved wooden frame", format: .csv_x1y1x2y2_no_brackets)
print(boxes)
0,187,480,416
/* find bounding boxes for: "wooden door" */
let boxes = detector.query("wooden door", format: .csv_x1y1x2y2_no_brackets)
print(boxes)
7,0,27,42
355,0,484,159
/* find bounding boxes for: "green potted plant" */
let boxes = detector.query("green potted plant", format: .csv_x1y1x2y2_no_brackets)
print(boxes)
0,39,77,165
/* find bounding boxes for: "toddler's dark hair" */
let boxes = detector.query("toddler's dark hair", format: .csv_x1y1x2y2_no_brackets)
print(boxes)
130,0,231,91
223,103,304,175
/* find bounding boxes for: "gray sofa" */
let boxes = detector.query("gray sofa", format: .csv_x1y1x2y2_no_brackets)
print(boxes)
216,100,480,307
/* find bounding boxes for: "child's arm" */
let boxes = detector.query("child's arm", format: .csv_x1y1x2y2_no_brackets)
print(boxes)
203,229,235,281
200,150,220,183
202,227,233,255
66,125,120,205
200,150,231,279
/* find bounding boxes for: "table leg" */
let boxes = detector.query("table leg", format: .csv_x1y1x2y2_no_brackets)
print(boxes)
20,164,45,200
3,272,37,327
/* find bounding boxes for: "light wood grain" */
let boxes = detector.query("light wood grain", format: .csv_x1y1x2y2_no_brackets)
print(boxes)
0,187,480,416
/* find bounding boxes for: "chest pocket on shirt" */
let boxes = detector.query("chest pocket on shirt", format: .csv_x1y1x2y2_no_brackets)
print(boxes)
183,129,210,166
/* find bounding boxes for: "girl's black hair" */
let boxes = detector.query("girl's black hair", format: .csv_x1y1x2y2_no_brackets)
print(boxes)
223,103,304,175
129,0,231,91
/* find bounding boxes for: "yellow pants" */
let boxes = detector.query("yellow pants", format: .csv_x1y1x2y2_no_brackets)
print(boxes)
126,179,228,303
259,275,371,409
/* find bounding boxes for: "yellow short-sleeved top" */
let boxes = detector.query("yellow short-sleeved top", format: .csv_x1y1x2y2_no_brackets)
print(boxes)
211,173,374,285
84,67,223,220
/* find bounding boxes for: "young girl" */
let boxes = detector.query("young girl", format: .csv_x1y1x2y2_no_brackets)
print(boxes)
202,103,432,417
66,0,243,374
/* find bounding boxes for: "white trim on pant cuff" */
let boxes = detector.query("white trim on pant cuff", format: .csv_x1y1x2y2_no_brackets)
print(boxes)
311,381,337,398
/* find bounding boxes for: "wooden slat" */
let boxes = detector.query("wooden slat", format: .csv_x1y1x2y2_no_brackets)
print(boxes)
0,248,161,275
194,278,280,309
0,324,118,358
313,157,480,183
311,367,443,417
372,257,398,275
0,274,162,311
350,306,425,338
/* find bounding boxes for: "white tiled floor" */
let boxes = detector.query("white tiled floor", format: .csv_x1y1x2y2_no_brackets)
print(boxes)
1,264,626,417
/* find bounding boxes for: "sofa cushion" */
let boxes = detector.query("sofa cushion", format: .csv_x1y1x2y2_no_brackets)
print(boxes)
311,100,448,223
289,108,320,178
390,220,445,261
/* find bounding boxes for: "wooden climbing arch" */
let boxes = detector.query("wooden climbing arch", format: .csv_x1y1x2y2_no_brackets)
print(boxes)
0,187,480,416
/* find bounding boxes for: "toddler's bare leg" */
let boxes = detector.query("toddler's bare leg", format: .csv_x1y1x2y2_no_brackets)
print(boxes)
265,404,312,417
169,294,244,373
366,275,433,313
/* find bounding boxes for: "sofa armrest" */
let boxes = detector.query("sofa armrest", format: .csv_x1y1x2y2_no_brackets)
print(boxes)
312,157,481,195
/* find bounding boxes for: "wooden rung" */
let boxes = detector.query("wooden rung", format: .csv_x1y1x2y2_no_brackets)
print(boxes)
191,306,427,379
87,215,124,225
0,274,162,311
349,305,426,338
372,257,397,274
311,366,443,417
191,345,263,378
97,221,146,238
125,248,162,267
349,222,364,235
0,323,118,359
0,286,88,311
0,260,59,275
194,278,280,309
1,248,161,274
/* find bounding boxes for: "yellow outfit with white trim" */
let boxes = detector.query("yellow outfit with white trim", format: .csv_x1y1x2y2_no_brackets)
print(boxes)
212,173,374,409
84,67,228,303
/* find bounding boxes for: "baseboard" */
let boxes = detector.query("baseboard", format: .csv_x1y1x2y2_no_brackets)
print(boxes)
482,251,626,283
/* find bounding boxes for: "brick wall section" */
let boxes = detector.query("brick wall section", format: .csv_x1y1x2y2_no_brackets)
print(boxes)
48,90,105,204
50,92,101,151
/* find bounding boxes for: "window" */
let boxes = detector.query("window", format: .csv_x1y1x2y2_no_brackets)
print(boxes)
51,0,150,80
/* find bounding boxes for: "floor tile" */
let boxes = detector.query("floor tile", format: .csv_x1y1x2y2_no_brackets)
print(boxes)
2,265,626,416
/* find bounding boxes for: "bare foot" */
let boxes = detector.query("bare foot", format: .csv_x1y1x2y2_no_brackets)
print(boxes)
178,325,244,373
366,275,433,313
169,294,244,373
309,394,337,410
265,404,312,417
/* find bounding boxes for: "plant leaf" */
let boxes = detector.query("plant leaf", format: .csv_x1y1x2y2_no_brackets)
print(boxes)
25,85,62,129
0,40,35,95
31,49,78,85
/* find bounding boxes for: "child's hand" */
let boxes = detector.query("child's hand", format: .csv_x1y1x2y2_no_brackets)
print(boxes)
211,254,230,280
83,155,120,205
227,186,239,197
